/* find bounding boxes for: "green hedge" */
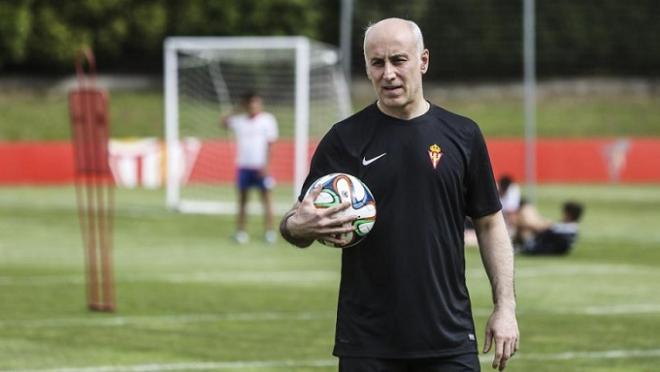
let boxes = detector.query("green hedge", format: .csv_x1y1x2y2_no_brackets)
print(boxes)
352,0,660,79
1,0,658,78
0,0,326,73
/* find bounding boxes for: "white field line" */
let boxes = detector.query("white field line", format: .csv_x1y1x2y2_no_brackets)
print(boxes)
468,263,658,279
145,271,340,284
3,302,660,330
0,271,340,287
472,303,660,317
0,311,335,329
554,303,660,315
4,349,660,372
0,359,337,372
2,263,657,287
0,276,84,286
507,348,660,361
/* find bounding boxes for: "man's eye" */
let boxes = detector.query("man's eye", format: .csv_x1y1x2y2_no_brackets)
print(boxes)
372,60,384,66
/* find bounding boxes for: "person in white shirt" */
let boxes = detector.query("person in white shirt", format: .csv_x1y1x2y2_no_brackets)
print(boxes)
467,174,523,246
221,92,279,244
498,174,522,235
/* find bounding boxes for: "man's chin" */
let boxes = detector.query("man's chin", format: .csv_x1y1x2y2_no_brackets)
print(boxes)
378,97,406,108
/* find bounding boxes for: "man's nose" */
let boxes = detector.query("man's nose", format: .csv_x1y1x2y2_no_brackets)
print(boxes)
383,62,396,80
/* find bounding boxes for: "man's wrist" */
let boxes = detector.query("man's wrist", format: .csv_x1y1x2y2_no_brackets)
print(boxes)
279,212,313,248
494,299,517,312
280,212,296,238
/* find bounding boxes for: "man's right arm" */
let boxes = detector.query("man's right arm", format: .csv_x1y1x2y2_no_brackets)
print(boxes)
220,106,242,130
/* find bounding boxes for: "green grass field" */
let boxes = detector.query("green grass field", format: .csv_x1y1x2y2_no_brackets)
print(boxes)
2,89,660,140
1,184,659,371
2,83,659,371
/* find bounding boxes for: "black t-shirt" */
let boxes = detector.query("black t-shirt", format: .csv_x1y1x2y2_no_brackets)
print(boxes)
298,103,502,358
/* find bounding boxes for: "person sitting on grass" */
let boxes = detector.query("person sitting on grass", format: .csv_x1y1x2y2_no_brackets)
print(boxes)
514,200,585,255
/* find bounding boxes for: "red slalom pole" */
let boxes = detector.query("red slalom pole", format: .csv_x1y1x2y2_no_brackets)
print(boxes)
68,47,116,312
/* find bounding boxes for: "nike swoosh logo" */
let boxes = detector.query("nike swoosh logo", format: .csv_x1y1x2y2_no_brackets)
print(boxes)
362,153,387,166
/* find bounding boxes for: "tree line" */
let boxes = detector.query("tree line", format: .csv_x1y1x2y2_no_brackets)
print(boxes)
1,0,658,79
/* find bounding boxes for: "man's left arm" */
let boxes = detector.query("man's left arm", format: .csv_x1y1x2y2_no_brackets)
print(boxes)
261,114,278,178
473,210,520,371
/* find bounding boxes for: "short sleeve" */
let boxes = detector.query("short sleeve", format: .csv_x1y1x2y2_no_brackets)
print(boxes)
465,126,502,218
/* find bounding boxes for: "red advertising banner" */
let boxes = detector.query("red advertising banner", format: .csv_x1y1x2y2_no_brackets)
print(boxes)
1,138,659,185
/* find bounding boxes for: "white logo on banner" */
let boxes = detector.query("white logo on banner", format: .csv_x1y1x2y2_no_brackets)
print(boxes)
109,137,200,188
601,138,631,183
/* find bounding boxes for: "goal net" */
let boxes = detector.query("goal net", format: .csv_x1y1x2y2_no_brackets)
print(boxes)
164,37,352,214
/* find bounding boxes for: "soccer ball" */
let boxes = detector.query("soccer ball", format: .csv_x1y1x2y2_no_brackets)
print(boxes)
304,173,376,248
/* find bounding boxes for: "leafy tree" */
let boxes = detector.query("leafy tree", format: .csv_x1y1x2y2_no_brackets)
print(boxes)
0,0,33,67
1,0,658,77
26,2,91,69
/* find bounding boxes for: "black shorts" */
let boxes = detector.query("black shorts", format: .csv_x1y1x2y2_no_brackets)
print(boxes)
522,229,572,255
236,168,274,191
339,353,480,372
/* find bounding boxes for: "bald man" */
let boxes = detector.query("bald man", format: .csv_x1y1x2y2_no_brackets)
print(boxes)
280,18,519,371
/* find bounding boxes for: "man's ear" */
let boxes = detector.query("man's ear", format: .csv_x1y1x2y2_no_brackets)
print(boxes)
420,49,430,74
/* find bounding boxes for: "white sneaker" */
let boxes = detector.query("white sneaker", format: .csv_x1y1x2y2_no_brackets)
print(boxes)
234,231,249,244
265,230,277,244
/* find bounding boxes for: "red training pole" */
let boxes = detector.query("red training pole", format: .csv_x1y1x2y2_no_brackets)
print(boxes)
68,47,116,312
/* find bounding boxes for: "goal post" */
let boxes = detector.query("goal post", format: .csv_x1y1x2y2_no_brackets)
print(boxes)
163,36,351,214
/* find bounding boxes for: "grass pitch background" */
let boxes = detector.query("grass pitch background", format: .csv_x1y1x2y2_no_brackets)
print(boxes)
1,185,660,371
2,84,659,371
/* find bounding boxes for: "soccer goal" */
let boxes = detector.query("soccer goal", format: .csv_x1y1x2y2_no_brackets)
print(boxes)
164,36,352,214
